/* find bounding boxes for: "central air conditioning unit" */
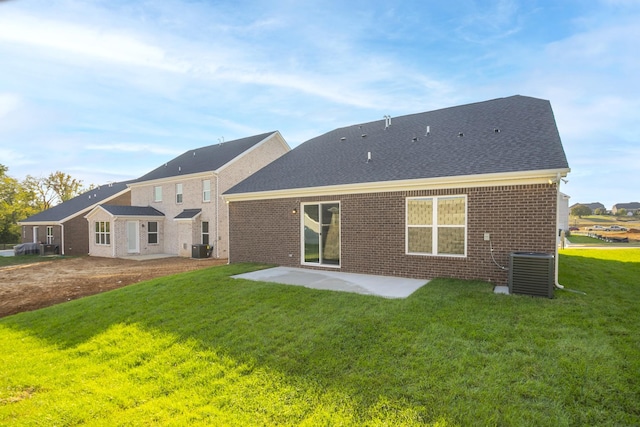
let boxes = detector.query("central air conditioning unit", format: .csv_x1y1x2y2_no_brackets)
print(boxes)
509,252,555,298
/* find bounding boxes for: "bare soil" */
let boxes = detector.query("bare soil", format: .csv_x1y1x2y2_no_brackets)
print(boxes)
0,256,227,318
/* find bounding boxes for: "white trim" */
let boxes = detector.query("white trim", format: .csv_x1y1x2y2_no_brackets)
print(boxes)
406,195,468,257
300,201,341,268
223,168,571,202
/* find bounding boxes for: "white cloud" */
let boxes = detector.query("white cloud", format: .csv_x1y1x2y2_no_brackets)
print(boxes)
0,11,189,73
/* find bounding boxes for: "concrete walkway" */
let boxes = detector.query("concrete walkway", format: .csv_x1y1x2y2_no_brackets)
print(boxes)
232,266,428,299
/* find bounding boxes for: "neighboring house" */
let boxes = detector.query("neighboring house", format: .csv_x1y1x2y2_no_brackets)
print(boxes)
611,202,640,215
86,131,289,258
224,96,570,285
570,202,605,214
18,181,132,256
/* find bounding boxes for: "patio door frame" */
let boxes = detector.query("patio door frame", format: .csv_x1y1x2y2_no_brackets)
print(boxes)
300,201,341,268
126,221,140,254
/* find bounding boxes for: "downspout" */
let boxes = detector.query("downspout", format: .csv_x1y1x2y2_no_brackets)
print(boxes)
554,173,562,289
215,174,219,259
61,223,65,256
554,174,586,295
226,198,230,265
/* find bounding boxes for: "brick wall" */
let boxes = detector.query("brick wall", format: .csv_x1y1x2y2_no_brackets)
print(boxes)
229,184,558,285
20,191,131,256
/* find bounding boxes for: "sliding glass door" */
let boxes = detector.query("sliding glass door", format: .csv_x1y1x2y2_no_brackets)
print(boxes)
302,202,340,266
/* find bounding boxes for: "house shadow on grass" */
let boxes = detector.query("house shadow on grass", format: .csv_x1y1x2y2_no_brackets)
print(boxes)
2,255,639,425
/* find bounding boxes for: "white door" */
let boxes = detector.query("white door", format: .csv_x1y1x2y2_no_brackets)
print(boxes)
126,221,139,253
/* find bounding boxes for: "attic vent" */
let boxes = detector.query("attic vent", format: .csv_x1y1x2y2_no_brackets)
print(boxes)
494,128,501,133
340,137,346,141
412,137,418,142
458,132,464,137
361,134,367,138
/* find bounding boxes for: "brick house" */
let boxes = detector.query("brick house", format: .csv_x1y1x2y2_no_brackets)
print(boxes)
86,131,289,258
18,181,132,256
611,202,640,215
224,96,570,285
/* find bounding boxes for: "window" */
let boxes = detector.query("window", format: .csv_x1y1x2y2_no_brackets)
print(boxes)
95,221,111,245
406,195,466,256
154,186,162,202
148,221,158,244
202,180,211,202
202,221,209,245
176,183,183,204
46,226,54,244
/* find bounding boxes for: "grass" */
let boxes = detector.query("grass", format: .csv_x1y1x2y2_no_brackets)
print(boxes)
1,251,639,426
0,254,61,268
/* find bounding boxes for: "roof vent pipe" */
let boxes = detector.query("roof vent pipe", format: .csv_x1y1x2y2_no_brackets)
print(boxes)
367,151,372,163
426,125,430,136
384,115,391,129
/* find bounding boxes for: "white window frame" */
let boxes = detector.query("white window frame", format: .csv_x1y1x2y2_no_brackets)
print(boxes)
406,195,467,257
95,221,111,246
176,183,183,204
202,180,211,202
300,201,341,268
46,226,54,244
153,186,162,202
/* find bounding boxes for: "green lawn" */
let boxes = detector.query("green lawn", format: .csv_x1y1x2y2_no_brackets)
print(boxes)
0,254,57,268
1,251,639,426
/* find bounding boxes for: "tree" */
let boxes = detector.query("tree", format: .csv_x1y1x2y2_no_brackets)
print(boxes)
594,208,606,215
616,208,627,217
48,171,84,203
0,165,39,243
571,205,591,218
22,171,85,211
0,166,89,243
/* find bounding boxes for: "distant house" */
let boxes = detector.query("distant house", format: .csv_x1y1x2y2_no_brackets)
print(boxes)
224,96,570,285
570,202,605,214
18,182,132,256
86,131,289,258
612,202,640,215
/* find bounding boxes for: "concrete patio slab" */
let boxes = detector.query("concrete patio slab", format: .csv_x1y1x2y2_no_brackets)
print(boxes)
232,266,428,298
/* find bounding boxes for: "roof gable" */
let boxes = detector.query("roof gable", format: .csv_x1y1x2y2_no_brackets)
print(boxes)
225,96,569,195
136,131,279,182
19,181,132,223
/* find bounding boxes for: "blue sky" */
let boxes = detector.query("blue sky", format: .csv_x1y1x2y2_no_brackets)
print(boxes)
1,0,638,209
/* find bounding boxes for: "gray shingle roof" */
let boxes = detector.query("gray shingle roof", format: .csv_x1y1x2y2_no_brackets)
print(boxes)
174,209,202,219
137,131,278,182
613,202,640,209
19,181,133,223
100,205,165,217
225,96,569,195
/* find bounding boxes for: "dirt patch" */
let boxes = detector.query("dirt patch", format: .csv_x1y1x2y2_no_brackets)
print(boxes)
0,256,227,318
